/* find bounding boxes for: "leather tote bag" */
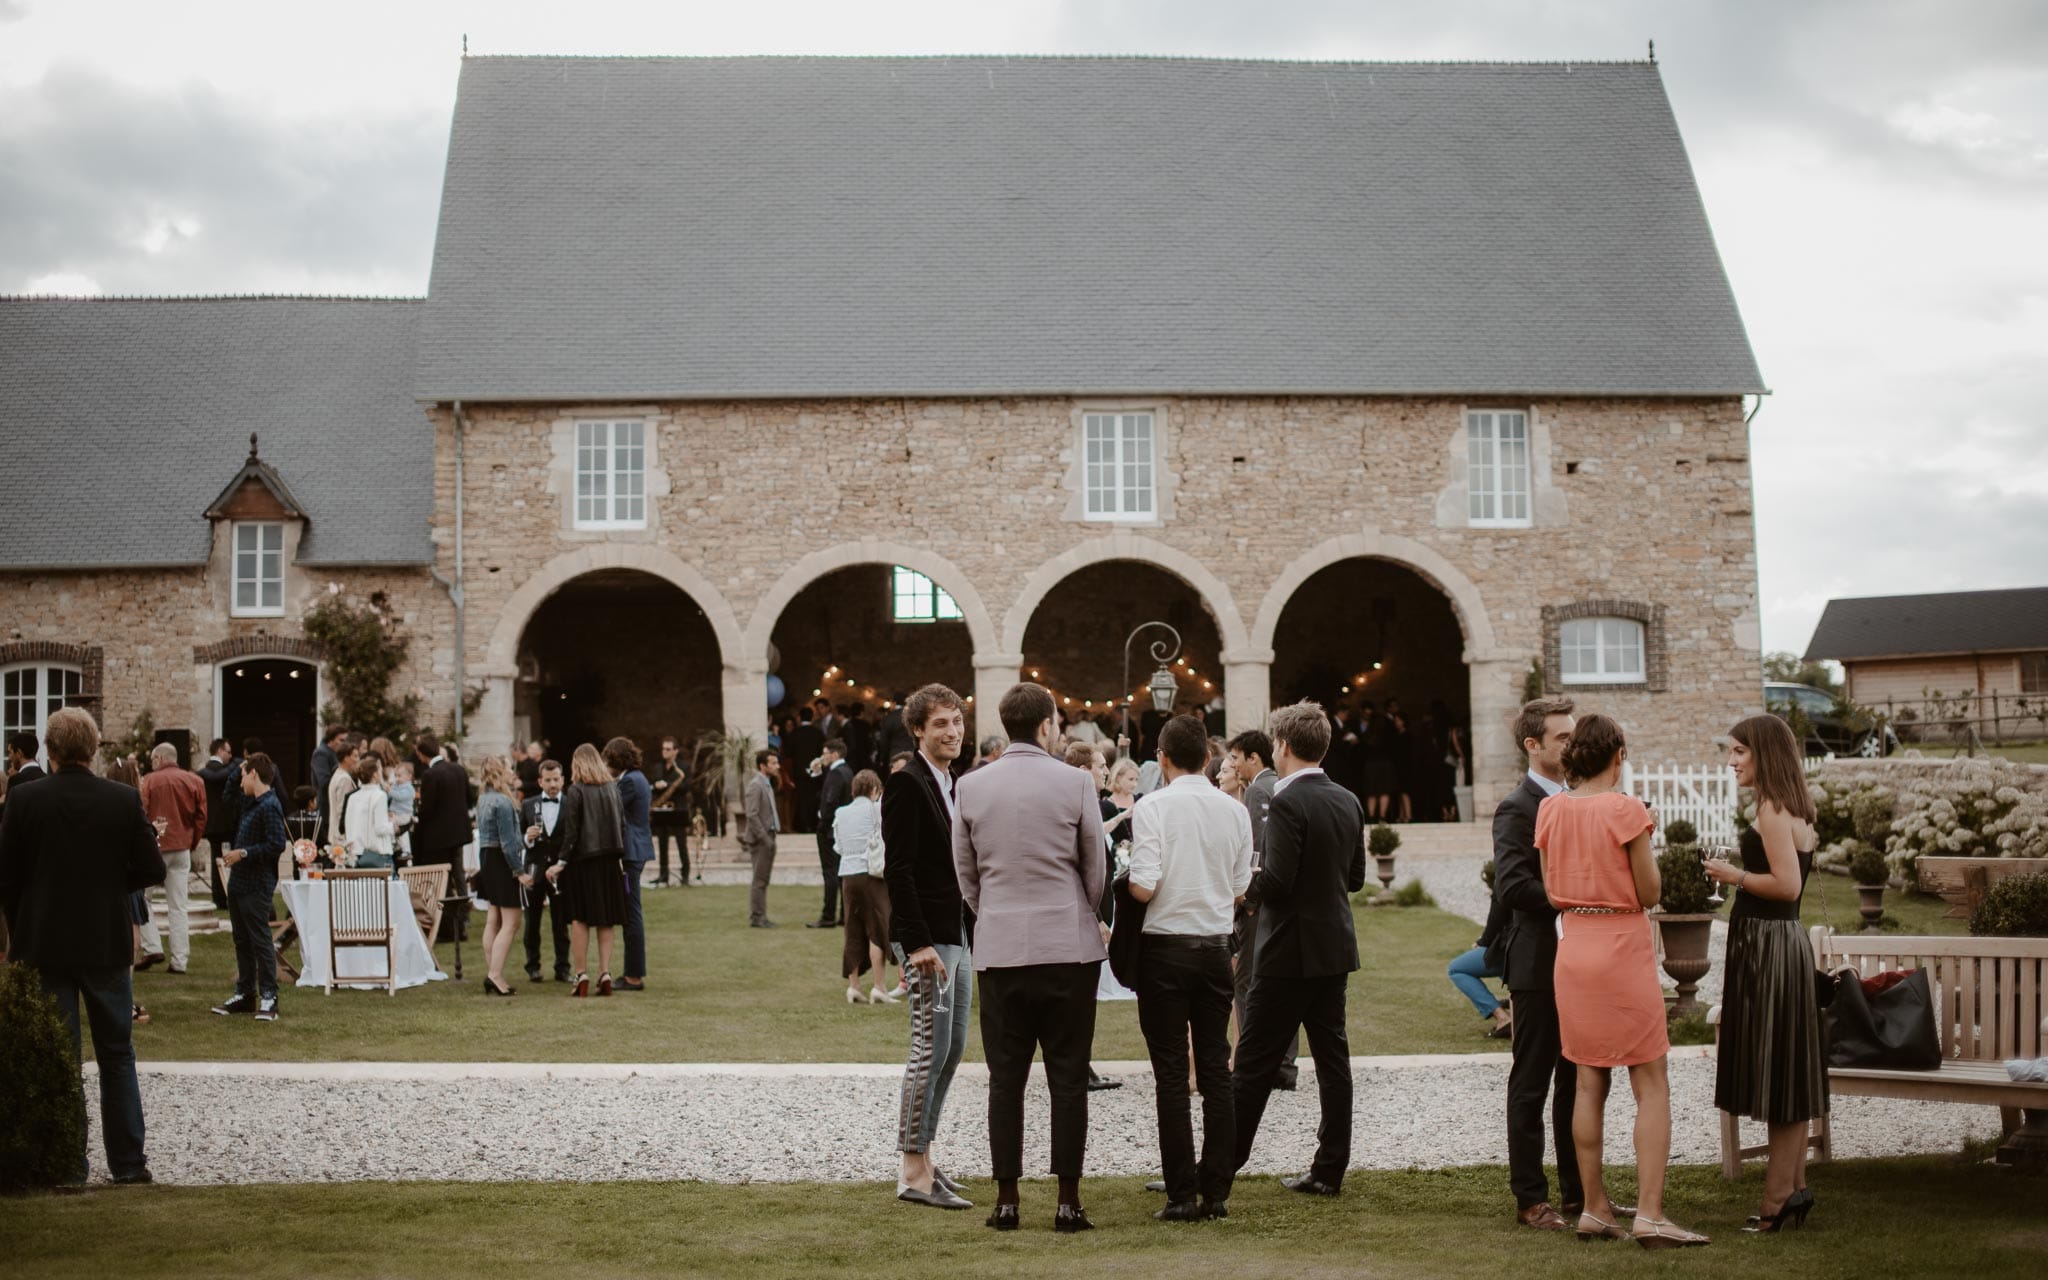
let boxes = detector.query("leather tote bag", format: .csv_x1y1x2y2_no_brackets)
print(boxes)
1826,968,1942,1070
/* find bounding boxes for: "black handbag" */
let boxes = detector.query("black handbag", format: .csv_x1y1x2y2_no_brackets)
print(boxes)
1815,967,1841,1009
1826,968,1942,1070
1107,874,1148,988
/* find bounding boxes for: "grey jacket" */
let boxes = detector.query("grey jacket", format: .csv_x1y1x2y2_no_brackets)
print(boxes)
741,771,778,850
1241,768,1278,858
953,742,1107,971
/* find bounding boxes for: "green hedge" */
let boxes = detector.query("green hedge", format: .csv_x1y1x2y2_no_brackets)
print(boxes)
0,962,86,1190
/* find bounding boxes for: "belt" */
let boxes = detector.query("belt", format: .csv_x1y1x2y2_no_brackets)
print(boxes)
1143,933,1231,948
1564,906,1643,915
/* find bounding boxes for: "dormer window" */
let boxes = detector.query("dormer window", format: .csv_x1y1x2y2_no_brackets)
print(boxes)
233,522,285,617
205,434,307,621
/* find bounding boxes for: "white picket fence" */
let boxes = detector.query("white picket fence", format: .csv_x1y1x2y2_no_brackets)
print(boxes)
1623,761,1739,848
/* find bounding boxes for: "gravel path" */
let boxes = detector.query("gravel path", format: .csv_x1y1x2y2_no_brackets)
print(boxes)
90,1051,1999,1185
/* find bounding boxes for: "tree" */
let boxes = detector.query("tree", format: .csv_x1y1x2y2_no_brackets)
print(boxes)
1763,651,1839,693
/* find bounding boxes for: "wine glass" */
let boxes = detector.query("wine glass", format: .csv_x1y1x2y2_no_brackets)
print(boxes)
1701,841,1728,909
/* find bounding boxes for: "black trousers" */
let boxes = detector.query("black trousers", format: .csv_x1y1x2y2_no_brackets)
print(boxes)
228,884,279,1002
1506,986,1582,1209
1232,906,1298,1087
980,961,1100,1181
1232,971,1352,1188
1138,935,1237,1204
654,825,689,884
815,830,840,923
523,884,571,977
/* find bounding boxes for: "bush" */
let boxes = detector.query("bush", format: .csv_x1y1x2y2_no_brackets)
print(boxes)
1969,873,2048,938
1850,788,1894,847
1389,878,1435,908
1479,858,1495,890
1368,824,1401,858
1668,1008,1715,1046
1657,843,1714,914
0,963,86,1191
1847,841,1890,887
1662,818,1698,847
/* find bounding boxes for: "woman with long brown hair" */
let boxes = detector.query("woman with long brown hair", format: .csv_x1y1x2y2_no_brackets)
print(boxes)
472,755,527,997
1536,714,1706,1250
1704,714,1825,1232
544,743,627,997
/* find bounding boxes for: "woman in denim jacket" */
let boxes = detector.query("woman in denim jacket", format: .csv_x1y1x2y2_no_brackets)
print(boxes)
473,755,528,997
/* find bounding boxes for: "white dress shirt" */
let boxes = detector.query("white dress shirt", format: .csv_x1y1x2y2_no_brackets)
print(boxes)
1526,768,1565,798
537,792,562,834
1128,773,1254,937
1272,764,1326,794
923,752,958,827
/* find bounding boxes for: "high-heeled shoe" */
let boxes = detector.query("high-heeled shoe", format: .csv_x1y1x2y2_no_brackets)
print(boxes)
1633,1216,1710,1249
846,987,868,1004
570,973,589,998
1576,1212,1631,1242
1743,1187,1815,1233
597,972,613,997
869,985,901,1004
483,978,515,997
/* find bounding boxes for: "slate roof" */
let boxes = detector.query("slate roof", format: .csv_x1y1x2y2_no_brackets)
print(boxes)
0,297,432,569
1804,588,2048,662
417,55,1765,402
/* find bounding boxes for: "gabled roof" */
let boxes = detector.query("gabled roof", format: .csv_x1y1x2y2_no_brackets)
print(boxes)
417,55,1765,402
204,434,309,521
0,297,432,569
1804,588,2048,662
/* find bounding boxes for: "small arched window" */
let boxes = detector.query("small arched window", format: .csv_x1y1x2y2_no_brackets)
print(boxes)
2,663,85,754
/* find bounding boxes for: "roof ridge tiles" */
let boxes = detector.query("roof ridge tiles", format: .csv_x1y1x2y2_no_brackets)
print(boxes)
0,293,423,303
463,52,1656,68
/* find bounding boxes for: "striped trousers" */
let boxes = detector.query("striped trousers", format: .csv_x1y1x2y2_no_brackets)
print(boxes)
894,940,972,1154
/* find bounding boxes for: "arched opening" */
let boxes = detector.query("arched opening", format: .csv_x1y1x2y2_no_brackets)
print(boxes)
217,658,319,789
765,563,974,826
1269,558,1470,822
1019,559,1226,751
514,569,723,760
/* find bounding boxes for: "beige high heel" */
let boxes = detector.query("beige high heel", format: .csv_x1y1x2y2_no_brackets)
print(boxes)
846,987,868,1004
1633,1216,1711,1249
1575,1212,1631,1242
869,985,901,1004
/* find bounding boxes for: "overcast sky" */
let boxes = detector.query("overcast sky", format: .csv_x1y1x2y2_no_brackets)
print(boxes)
4,0,2044,656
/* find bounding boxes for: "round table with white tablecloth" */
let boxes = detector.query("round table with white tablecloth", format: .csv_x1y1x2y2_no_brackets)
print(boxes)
279,878,448,991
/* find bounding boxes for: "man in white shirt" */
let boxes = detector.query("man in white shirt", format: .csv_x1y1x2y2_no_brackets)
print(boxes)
1128,714,1254,1222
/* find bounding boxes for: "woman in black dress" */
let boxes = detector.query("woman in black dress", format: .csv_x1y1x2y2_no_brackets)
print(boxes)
1704,714,1825,1232
545,743,628,997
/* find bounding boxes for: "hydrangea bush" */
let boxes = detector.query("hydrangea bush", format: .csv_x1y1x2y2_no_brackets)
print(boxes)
1804,758,2048,877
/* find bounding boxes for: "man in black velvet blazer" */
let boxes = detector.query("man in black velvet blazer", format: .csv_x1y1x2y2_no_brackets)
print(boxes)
1491,695,1583,1229
520,760,572,982
1232,702,1366,1197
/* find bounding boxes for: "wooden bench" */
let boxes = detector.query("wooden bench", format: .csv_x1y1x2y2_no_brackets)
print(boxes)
1715,927,2048,1176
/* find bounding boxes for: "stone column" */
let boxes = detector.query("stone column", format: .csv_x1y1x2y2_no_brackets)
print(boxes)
470,670,517,756
973,653,1023,742
721,660,769,750
1222,647,1275,737
1467,654,1534,814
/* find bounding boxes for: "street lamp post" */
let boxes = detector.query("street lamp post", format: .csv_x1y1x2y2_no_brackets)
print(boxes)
1121,621,1183,752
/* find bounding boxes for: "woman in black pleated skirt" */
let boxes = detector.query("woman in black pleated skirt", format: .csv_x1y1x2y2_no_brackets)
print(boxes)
546,743,628,997
1705,715,1828,1233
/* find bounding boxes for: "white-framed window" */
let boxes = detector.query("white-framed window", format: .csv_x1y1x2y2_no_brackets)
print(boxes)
2022,652,2048,695
1467,409,1532,527
231,521,285,617
574,420,647,529
2,663,85,758
892,567,963,624
1083,411,1156,522
1559,616,1647,685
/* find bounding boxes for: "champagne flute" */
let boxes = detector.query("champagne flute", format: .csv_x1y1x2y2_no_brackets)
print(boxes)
1701,840,1728,909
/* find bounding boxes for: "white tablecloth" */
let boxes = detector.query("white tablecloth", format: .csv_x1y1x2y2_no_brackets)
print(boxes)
280,879,447,991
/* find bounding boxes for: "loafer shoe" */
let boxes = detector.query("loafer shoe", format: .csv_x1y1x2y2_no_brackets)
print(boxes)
1053,1205,1096,1233
1282,1174,1340,1197
897,1180,973,1210
1155,1200,1203,1222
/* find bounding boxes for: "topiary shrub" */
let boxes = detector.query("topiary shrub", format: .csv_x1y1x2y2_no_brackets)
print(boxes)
1663,818,1699,847
1847,841,1891,887
0,963,86,1191
1368,824,1401,858
1657,843,1713,914
1969,874,2048,938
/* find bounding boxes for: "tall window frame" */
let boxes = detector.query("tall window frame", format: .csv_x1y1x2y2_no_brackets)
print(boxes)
231,521,286,618
1466,409,1532,528
2,663,85,757
1558,616,1647,686
1082,411,1157,523
2022,652,2048,695
574,419,648,530
891,567,963,624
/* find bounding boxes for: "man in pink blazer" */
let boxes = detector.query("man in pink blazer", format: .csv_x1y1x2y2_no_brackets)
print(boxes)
953,681,1109,1234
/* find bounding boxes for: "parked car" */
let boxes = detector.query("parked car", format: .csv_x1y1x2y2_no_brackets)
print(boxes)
1764,681,1899,758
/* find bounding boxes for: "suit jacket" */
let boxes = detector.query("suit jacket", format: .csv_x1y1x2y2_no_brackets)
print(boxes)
1246,771,1366,979
1241,768,1278,858
740,772,777,850
198,755,241,839
617,769,655,864
816,762,851,844
0,765,166,970
414,757,473,851
785,724,825,776
882,755,966,952
953,743,1107,971
556,781,625,861
1491,773,1561,991
520,792,568,877
874,710,913,764
842,718,874,774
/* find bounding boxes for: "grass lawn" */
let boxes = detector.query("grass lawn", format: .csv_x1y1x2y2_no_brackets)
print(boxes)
1800,881,1968,937
123,886,1507,1063
2,1157,2040,1279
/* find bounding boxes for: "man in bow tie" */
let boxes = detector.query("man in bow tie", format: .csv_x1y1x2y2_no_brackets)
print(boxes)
520,760,572,983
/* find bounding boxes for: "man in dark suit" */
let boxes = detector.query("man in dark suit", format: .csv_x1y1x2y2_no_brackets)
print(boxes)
882,683,973,1212
197,738,240,911
412,732,472,941
520,759,572,982
808,739,852,928
0,708,166,1184
4,730,44,793
841,705,874,776
1492,695,1584,1230
1231,701,1365,1197
785,708,825,834
1225,729,1299,1091
308,724,347,846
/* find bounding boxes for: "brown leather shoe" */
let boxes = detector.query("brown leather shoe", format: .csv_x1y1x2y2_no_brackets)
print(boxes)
1517,1202,1570,1231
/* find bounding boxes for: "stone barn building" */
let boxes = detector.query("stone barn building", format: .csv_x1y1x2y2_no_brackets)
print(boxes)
0,55,1767,808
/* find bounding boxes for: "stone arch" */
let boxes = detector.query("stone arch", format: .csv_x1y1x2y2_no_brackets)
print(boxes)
1251,531,1502,662
1000,533,1251,658
483,544,743,676
740,541,999,662
194,635,324,665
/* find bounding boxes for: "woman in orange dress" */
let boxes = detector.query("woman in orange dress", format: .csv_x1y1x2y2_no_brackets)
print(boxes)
1535,714,1708,1250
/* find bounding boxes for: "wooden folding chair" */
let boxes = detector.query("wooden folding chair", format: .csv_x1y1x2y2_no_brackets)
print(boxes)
398,863,450,951
324,868,396,995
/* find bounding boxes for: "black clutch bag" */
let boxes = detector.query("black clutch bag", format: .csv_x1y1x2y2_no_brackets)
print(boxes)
1107,874,1148,988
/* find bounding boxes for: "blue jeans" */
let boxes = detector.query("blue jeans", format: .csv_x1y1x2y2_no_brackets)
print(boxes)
893,939,972,1154
37,965,147,1181
230,882,280,1002
1447,945,1503,1017
621,860,648,979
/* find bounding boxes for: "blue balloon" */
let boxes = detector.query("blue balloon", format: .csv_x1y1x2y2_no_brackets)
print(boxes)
765,674,786,708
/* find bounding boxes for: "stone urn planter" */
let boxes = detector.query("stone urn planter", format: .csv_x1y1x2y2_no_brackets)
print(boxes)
1854,884,1886,927
1654,913,1716,1017
1367,824,1400,892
